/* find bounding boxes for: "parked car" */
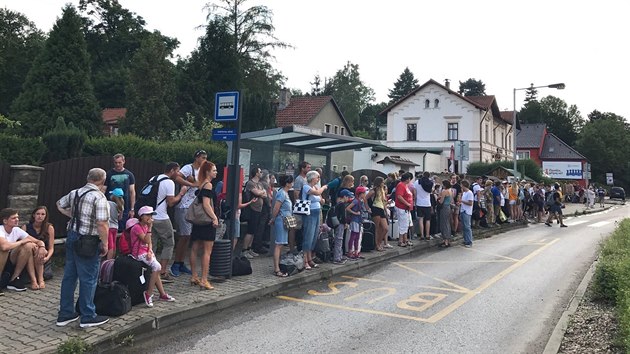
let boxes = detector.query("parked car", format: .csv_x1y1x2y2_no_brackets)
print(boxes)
610,186,626,201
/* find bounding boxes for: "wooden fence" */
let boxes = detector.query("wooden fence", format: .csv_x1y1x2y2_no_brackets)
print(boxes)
39,156,164,237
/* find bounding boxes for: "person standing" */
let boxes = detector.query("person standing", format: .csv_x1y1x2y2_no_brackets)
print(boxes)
171,150,206,277
395,173,414,247
293,161,311,200
56,168,110,328
450,175,461,236
301,171,328,269
269,174,293,277
471,176,484,227
483,180,495,226
459,180,474,247
438,180,453,247
242,167,267,258
367,177,389,251
106,154,136,231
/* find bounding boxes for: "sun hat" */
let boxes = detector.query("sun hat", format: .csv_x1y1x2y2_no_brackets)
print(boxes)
137,206,157,216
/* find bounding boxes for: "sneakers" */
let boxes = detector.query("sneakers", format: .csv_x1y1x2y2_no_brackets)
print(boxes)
159,294,176,302
79,315,109,328
56,313,80,327
243,250,254,259
248,249,259,257
169,264,181,277
545,222,552,227
179,263,193,275
333,259,347,265
143,291,154,307
7,276,26,292
160,273,174,284
560,224,568,228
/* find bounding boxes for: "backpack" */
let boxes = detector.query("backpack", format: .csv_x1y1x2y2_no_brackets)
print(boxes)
135,175,169,211
216,191,230,220
118,224,142,256
545,192,556,206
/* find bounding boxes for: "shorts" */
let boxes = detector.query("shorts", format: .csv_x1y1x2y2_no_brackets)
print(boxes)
371,206,386,218
416,206,432,220
396,207,412,235
246,210,262,235
136,253,162,273
107,228,117,251
174,208,193,235
151,218,175,260
509,200,516,205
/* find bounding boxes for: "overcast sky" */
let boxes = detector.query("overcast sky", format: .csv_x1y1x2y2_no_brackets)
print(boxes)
4,0,629,119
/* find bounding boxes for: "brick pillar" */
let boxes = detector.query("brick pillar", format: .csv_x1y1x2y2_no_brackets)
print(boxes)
8,165,44,220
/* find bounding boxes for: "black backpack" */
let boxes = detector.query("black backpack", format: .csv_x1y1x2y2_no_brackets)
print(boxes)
135,175,169,211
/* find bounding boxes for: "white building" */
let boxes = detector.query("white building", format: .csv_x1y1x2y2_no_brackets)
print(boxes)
354,79,514,174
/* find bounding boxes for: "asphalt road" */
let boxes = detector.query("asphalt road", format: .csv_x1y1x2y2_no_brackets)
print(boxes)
125,205,627,354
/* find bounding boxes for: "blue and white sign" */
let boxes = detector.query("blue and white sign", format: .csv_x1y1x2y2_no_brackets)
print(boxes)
212,128,237,141
215,91,239,121
542,161,583,180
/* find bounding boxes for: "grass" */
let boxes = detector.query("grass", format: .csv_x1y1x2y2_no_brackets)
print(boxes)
57,337,92,354
593,219,630,351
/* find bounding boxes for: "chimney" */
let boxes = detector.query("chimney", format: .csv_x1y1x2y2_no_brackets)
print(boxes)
278,88,291,110
445,79,450,90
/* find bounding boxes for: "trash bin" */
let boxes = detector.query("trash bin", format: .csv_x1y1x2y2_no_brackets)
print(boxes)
210,239,232,278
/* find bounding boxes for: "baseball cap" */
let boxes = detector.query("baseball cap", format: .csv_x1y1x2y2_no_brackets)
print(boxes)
137,206,157,216
125,218,139,230
109,188,124,197
355,186,367,195
339,189,354,198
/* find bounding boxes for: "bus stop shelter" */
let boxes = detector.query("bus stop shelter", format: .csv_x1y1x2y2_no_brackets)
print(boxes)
239,125,384,178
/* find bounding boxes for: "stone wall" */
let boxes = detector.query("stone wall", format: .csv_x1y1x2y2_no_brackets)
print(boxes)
7,165,44,222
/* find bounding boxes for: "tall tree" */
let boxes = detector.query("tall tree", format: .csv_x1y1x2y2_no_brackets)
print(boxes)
587,110,626,123
120,31,176,139
359,102,388,139
78,0,178,109
458,78,486,96
309,74,323,96
388,67,419,103
323,61,375,131
524,84,538,103
0,9,45,116
519,95,584,146
11,5,101,137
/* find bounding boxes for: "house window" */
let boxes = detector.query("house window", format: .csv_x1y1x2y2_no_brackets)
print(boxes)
434,99,439,108
485,124,489,143
517,151,530,160
324,124,331,133
447,123,458,141
424,99,430,108
334,125,339,134
332,165,338,172
407,123,417,141
340,127,345,135
342,165,348,171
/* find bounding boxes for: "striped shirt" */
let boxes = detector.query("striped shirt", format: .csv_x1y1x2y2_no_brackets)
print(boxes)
57,183,109,236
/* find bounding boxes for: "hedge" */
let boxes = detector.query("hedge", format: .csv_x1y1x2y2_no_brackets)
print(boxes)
0,133,46,165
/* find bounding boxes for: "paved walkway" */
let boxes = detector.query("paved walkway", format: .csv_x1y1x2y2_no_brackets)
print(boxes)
0,201,611,353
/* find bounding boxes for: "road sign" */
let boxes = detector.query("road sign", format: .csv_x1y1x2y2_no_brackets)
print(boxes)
454,141,469,161
212,128,237,141
215,91,239,121
606,172,614,185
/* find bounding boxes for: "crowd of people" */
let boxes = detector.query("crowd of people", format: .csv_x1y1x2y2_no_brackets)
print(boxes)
0,152,602,328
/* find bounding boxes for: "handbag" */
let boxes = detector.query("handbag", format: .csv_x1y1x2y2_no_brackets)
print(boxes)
185,182,213,225
293,187,311,215
498,209,507,222
76,235,100,258
232,256,253,276
283,215,298,230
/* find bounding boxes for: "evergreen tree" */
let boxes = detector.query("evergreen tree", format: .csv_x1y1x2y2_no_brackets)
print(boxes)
388,67,418,103
0,9,45,116
10,5,101,137
310,74,323,96
524,84,538,103
458,78,486,96
120,32,176,139
323,61,374,131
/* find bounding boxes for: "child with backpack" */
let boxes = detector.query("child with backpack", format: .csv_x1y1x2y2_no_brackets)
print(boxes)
346,186,368,259
107,188,124,260
332,190,353,264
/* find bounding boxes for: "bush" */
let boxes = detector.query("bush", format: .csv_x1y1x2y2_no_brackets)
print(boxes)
0,133,46,165
593,218,630,351
42,117,87,163
84,134,227,165
467,159,545,181
57,337,92,354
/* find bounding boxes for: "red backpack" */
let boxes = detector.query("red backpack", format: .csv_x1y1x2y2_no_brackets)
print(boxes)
117,228,133,256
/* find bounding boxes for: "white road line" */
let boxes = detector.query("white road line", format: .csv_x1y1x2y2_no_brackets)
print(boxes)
588,221,610,228
565,220,589,226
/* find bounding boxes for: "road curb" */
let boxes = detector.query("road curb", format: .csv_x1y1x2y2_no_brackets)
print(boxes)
542,258,598,354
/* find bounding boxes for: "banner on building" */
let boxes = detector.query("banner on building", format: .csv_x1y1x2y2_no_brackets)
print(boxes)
542,161,583,180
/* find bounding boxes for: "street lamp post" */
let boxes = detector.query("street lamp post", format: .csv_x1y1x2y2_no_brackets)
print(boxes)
512,82,565,178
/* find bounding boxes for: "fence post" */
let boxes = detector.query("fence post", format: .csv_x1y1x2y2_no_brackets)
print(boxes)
8,165,44,220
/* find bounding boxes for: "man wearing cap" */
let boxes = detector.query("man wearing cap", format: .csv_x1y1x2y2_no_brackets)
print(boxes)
171,150,206,277
56,168,110,328
150,162,188,283
106,153,136,231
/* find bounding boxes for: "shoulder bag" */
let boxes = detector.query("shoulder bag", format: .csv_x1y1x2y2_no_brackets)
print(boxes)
185,182,213,225
293,185,311,215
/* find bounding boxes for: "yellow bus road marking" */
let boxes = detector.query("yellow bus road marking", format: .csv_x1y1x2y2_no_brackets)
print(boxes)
457,246,520,261
341,275,401,285
276,296,431,323
394,263,471,293
425,238,559,323
344,287,397,304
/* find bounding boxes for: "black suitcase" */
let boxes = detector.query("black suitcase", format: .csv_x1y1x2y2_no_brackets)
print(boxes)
113,255,152,306
361,221,376,252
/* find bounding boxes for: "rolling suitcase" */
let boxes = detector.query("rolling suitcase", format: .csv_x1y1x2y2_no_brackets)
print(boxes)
361,220,376,252
112,255,152,306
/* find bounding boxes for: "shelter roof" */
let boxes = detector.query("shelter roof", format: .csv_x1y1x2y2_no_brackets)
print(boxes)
376,156,419,166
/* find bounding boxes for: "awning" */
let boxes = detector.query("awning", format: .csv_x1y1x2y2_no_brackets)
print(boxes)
240,125,384,153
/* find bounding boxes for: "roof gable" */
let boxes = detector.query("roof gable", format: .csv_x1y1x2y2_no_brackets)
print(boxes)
275,96,353,135
102,108,126,123
540,133,586,160
516,123,547,148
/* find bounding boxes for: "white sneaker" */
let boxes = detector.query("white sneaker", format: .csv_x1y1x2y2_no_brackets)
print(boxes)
243,251,254,259
249,249,259,257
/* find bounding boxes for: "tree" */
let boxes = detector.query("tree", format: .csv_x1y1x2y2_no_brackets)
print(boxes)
120,32,177,139
0,9,45,116
78,0,178,109
458,78,486,96
524,84,538,103
323,61,375,131
309,74,323,96
10,5,101,137
358,102,388,139
518,95,584,147
388,67,419,103
587,110,626,123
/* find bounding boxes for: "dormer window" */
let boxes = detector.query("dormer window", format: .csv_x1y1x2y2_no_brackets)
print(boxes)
425,99,430,108
434,99,439,108
324,124,331,133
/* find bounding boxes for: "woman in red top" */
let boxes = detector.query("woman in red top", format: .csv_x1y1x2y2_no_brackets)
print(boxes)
394,172,414,247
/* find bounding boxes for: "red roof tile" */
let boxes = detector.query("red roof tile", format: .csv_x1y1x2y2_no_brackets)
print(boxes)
275,96,333,127
102,108,127,124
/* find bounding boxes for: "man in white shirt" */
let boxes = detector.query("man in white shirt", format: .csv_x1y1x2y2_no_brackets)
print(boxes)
150,162,187,283
471,176,484,228
0,208,46,292
459,180,474,247
414,172,433,240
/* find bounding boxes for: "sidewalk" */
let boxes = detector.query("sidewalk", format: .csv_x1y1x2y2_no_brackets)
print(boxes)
0,202,611,353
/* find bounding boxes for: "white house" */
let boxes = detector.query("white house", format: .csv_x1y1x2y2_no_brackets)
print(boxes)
354,79,514,174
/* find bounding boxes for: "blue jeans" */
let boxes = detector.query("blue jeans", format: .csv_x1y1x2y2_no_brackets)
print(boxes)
459,213,473,245
59,230,101,321
301,209,321,251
